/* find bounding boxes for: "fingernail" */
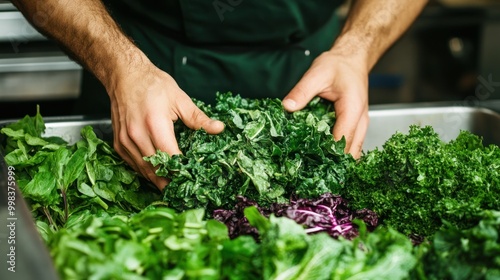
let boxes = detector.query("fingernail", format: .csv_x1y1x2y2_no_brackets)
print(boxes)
209,120,225,132
283,99,296,110
211,120,223,127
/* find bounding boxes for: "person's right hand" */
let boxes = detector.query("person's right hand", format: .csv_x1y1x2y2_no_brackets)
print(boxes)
106,62,225,190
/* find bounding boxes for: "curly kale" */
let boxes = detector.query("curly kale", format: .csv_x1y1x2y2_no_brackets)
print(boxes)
345,125,500,237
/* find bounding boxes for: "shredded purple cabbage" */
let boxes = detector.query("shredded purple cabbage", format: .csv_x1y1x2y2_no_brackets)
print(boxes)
213,193,378,240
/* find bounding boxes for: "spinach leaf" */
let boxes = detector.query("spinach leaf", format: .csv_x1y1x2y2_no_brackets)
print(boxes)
1,112,160,229
48,207,226,280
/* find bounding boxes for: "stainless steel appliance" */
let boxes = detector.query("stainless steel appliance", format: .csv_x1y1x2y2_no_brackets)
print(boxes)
0,1,82,118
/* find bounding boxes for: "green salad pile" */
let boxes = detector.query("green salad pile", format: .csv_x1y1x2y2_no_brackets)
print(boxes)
2,93,500,280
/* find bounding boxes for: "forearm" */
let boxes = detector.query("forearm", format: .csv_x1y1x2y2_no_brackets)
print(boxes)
333,0,428,71
11,0,148,93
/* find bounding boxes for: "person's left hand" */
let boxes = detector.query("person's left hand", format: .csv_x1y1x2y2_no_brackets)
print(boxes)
282,50,369,158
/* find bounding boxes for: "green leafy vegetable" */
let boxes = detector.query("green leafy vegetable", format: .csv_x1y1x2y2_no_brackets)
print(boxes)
242,206,416,280
3,97,500,280
0,109,160,229
345,125,500,237
414,210,500,280
46,207,227,280
145,93,353,213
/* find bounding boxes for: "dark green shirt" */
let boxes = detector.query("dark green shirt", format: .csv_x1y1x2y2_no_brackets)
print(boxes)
76,0,342,114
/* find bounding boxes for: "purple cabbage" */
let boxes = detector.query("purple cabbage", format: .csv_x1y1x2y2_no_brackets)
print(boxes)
213,193,378,240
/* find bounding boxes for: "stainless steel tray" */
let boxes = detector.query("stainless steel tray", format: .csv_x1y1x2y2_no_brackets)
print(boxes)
365,104,500,151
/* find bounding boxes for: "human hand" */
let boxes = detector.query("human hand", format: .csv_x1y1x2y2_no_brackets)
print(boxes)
107,63,225,190
282,50,369,158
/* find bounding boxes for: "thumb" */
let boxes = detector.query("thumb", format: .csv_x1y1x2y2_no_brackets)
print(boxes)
283,70,325,112
178,99,225,135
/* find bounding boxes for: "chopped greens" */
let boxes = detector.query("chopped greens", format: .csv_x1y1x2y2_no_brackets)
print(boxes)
145,93,353,213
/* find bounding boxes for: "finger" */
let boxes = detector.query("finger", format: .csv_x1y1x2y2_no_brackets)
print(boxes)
111,110,140,172
176,95,225,135
113,107,167,189
114,139,140,173
331,96,365,153
127,123,173,190
137,111,180,190
348,112,369,159
119,123,155,173
145,114,182,156
112,113,162,188
117,145,167,191
283,69,327,112
151,176,169,191
124,131,168,190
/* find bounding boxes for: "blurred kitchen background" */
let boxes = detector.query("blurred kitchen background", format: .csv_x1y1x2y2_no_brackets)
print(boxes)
0,0,499,119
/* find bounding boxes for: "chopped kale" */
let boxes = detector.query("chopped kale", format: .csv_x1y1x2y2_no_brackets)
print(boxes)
146,92,354,213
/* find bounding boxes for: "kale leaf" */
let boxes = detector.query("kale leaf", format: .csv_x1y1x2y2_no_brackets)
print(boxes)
145,92,354,213
345,125,500,237
414,210,500,280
